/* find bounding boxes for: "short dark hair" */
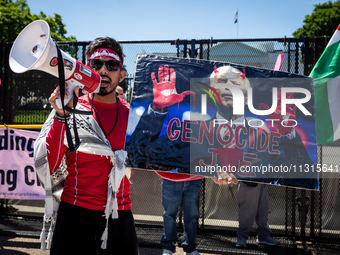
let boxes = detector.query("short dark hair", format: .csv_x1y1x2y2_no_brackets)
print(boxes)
118,79,127,92
86,37,124,64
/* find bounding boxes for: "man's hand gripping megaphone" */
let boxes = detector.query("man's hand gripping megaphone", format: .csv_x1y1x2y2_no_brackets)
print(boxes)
50,84,81,118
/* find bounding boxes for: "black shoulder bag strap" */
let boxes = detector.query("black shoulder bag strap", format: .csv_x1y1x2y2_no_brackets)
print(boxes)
56,45,80,152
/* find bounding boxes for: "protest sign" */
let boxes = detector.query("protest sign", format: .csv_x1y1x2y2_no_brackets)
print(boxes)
0,128,44,199
125,55,318,190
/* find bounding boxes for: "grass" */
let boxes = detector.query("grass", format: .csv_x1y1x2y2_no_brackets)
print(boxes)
13,110,51,124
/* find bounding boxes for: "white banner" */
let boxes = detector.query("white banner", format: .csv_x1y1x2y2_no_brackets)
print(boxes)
0,128,45,200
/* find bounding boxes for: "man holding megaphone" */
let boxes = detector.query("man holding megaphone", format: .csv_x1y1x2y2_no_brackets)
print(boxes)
33,36,139,254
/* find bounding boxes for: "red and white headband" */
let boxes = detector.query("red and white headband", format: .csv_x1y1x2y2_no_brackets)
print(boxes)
88,48,122,62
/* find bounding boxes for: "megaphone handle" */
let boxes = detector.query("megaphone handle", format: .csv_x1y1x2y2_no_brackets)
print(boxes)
56,83,75,109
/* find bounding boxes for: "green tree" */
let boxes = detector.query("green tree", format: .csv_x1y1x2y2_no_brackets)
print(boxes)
0,0,75,43
292,1,340,75
0,0,76,124
293,1,340,37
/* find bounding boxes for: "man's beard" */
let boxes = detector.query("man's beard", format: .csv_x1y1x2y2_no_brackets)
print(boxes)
98,86,115,96
97,75,115,96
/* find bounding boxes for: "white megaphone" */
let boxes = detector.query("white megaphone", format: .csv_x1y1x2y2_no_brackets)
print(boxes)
9,20,101,109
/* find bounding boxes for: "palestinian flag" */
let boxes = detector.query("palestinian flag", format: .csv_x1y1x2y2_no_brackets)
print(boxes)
309,24,340,145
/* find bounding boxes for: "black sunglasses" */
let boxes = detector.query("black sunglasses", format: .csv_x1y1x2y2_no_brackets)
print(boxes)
89,59,121,72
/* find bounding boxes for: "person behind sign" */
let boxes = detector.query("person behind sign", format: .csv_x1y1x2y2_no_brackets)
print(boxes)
209,65,312,247
116,85,126,101
235,181,279,247
156,171,204,255
34,37,138,255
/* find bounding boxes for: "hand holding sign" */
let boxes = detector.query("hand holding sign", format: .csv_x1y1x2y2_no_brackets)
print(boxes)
151,65,194,110
206,147,241,185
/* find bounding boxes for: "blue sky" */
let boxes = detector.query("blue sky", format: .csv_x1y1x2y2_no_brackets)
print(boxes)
26,0,334,41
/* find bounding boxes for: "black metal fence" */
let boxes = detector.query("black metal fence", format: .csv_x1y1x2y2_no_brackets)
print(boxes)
1,36,340,243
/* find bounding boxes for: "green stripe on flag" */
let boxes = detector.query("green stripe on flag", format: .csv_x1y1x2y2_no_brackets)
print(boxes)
310,40,340,79
310,33,340,144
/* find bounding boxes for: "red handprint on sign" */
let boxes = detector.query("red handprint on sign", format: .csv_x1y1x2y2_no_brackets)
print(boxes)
151,65,195,110
259,88,297,136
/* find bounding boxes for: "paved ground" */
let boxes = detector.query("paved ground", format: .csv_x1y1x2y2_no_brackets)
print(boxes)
2,215,340,255
0,236,219,255
2,234,340,255
2,217,340,255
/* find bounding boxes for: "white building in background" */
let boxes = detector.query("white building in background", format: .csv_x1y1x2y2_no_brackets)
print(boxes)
150,41,304,75
201,41,304,74
201,42,268,68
